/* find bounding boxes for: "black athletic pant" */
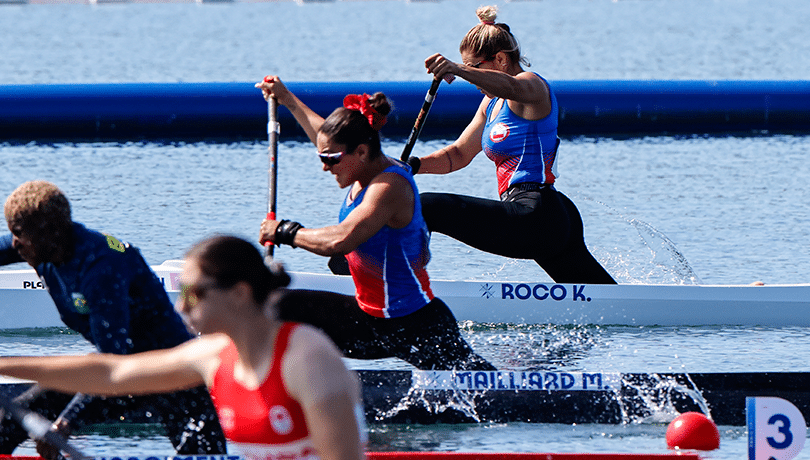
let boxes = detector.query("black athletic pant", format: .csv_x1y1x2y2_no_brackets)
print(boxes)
0,385,227,454
277,289,496,371
420,186,616,284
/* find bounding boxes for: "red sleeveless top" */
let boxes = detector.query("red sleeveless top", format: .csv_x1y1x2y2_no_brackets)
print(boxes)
210,322,318,460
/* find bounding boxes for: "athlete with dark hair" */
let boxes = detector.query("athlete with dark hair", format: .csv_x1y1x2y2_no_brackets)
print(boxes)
0,180,227,458
256,76,495,371
0,234,365,460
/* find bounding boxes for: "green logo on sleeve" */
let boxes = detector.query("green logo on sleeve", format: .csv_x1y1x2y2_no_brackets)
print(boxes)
106,235,126,253
71,293,89,314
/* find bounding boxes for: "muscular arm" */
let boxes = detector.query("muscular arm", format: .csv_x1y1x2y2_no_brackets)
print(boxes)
256,75,324,146
455,68,550,110
262,171,414,256
284,326,364,460
0,335,224,396
417,97,487,175
424,53,551,121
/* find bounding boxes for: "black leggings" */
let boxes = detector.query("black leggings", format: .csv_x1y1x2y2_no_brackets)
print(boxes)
277,289,495,371
420,187,616,284
0,385,227,454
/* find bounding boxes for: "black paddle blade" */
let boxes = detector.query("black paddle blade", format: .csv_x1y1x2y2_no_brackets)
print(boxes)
401,77,442,162
0,392,87,459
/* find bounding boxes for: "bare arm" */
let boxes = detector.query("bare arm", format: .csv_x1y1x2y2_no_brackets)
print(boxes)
260,170,414,256
256,75,325,145
284,326,364,460
417,97,488,175
424,53,551,120
0,335,226,396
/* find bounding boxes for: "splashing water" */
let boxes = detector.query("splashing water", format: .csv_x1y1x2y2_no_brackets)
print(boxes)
576,195,703,285
375,385,482,424
615,373,712,424
629,218,702,285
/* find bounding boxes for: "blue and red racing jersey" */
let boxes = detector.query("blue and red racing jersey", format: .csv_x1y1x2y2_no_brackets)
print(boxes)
339,161,434,318
481,73,560,195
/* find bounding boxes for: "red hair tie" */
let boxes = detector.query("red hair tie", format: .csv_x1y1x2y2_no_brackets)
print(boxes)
343,94,387,131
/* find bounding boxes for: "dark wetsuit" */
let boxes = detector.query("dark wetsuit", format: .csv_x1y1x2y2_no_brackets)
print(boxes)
422,74,615,285
0,223,226,454
279,161,494,371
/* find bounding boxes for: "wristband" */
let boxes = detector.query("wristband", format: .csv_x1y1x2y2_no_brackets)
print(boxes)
275,220,304,247
407,156,421,175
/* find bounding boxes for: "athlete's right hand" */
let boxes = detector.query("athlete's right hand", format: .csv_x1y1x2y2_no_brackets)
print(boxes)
424,54,458,84
35,418,71,460
255,75,294,106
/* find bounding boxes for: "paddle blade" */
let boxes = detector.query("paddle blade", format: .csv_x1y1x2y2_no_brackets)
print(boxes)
0,393,87,459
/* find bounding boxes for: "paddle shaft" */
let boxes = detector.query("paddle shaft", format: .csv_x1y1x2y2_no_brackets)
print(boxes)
265,97,280,259
400,77,442,162
0,392,86,460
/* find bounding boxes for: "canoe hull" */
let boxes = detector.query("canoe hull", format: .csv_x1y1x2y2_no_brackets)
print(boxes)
1,262,809,328
1,370,805,426
291,271,810,326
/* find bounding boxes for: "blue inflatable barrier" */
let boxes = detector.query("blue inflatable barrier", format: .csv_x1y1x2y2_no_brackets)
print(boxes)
1,80,808,142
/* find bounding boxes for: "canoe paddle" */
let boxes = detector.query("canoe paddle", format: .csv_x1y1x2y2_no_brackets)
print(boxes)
400,76,444,163
265,94,280,262
0,391,87,459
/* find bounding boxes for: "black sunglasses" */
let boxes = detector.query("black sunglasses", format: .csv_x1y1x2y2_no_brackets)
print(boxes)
318,151,346,166
469,56,494,68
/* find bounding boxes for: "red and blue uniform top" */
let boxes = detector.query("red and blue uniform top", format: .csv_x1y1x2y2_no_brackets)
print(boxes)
481,73,560,196
0,222,191,354
210,322,318,460
339,162,434,319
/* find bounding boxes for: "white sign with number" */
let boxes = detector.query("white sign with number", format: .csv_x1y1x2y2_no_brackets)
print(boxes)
747,396,806,460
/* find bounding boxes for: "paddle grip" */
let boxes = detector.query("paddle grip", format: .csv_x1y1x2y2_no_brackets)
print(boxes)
265,211,276,248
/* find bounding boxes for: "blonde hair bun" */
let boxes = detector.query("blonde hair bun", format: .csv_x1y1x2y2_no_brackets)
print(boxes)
476,5,498,25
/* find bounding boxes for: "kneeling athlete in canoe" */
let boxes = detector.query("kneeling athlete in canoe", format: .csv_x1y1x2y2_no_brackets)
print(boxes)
256,76,495,371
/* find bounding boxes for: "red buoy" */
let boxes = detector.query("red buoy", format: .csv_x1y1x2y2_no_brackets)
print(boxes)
666,412,720,451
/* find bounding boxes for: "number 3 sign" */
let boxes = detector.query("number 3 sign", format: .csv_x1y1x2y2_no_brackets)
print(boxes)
747,397,806,460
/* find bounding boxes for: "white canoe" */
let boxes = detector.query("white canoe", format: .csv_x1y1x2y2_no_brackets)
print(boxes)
1,260,809,329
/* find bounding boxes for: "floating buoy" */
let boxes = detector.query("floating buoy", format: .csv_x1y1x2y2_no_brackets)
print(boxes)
666,411,720,451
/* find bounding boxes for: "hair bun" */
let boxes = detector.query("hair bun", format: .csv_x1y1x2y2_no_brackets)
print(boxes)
476,5,498,24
